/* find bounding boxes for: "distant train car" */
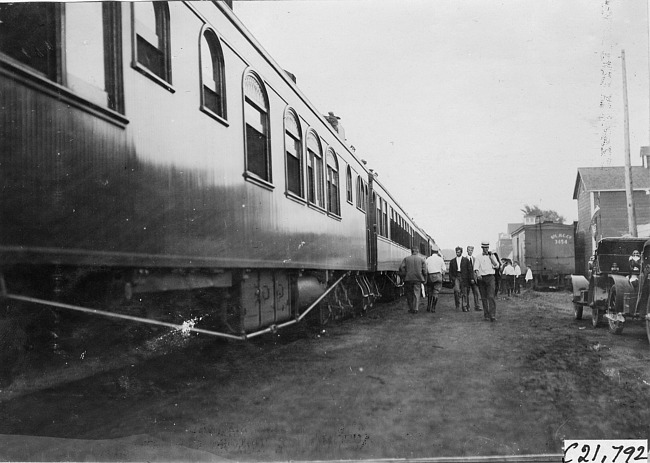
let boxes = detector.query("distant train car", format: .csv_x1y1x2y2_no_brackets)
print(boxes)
511,222,575,290
0,2,432,341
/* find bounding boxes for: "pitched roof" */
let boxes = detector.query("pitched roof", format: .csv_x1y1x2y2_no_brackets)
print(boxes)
573,166,650,199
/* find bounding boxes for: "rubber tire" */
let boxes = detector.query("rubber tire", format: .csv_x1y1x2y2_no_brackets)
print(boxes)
592,306,603,328
606,289,624,335
574,303,583,320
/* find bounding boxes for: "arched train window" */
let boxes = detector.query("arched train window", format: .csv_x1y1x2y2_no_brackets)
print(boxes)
133,2,171,84
326,149,340,215
200,28,226,119
346,166,353,204
284,109,302,196
307,131,324,208
244,71,271,182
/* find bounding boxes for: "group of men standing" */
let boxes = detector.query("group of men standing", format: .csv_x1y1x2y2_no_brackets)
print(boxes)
398,241,501,322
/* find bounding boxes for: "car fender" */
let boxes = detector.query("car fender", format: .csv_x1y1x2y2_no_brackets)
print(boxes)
569,274,588,303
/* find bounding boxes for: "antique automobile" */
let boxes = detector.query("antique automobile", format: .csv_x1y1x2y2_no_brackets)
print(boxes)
569,237,650,343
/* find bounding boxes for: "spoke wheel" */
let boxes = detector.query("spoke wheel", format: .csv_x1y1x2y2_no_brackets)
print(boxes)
606,289,624,335
573,303,583,320
591,306,603,328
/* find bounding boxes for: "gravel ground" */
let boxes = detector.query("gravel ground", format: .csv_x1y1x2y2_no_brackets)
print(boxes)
1,288,649,461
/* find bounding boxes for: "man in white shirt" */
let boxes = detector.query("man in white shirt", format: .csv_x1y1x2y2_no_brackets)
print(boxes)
425,244,446,313
473,240,500,321
513,261,522,294
502,260,515,296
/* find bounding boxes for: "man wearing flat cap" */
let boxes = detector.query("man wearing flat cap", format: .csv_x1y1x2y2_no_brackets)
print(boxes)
473,240,500,321
399,247,427,314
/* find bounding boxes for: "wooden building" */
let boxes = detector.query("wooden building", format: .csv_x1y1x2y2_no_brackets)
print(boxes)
573,166,650,276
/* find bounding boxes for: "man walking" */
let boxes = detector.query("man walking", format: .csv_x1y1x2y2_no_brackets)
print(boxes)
513,261,522,294
425,244,446,312
399,247,427,314
448,246,473,311
466,246,481,311
473,240,500,322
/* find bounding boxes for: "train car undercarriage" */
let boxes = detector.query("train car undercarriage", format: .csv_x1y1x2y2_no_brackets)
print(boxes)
0,265,402,341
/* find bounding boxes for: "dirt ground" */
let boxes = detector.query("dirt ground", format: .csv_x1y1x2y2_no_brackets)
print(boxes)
1,287,649,461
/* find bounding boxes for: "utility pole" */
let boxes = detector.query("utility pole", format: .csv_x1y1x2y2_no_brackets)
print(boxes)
622,50,638,236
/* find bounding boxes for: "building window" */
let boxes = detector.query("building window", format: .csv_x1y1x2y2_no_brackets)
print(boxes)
0,3,123,113
133,2,171,84
306,131,324,208
244,72,271,182
326,149,340,215
284,109,303,197
200,28,226,119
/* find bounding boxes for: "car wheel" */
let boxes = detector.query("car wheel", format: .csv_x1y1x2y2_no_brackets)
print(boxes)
606,289,624,335
592,306,603,328
574,303,583,320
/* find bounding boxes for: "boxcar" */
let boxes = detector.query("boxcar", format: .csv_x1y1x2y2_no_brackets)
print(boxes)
511,222,575,290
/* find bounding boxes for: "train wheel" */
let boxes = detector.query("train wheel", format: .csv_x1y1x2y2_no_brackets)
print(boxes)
573,303,583,320
606,289,624,335
591,306,603,328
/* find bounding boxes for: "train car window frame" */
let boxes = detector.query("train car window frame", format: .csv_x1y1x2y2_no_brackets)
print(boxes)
131,2,174,93
306,130,325,210
199,26,227,124
0,3,127,123
243,70,273,189
326,148,341,217
284,108,304,201
346,166,353,205
356,176,366,213
0,3,62,82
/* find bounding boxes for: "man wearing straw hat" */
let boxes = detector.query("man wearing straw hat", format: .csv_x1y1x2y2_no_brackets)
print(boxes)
473,240,500,322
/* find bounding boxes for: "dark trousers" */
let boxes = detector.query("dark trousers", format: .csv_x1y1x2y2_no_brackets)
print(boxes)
426,273,442,312
514,276,521,294
453,277,468,310
477,274,497,319
468,281,481,309
405,281,421,312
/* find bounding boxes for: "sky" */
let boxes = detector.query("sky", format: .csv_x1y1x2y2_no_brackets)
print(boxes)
234,0,650,251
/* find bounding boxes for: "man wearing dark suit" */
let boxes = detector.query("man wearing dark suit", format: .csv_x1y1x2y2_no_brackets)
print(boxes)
399,247,427,314
448,246,473,311
466,246,481,311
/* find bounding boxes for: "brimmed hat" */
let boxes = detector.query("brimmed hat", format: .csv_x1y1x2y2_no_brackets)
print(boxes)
481,240,489,247
431,244,439,252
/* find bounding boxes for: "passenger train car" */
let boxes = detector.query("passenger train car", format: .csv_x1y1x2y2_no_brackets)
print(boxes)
0,1,434,340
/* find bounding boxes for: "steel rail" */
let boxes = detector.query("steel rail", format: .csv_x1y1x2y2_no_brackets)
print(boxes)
288,454,563,463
